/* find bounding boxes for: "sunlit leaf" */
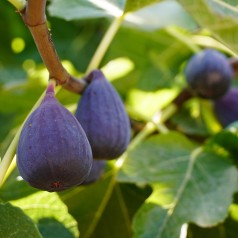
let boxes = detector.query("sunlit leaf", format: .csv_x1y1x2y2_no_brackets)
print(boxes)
48,0,125,20
11,192,79,238
118,132,237,238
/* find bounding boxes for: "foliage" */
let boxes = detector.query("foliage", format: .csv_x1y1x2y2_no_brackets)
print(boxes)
1,0,238,237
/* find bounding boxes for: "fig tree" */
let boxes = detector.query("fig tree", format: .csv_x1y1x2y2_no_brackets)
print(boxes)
185,49,233,99
17,81,93,192
75,70,131,160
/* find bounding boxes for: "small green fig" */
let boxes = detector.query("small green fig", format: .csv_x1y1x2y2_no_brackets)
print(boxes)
75,70,131,160
17,81,93,192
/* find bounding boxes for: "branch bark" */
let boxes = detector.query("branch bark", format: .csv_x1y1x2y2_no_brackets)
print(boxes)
20,0,86,93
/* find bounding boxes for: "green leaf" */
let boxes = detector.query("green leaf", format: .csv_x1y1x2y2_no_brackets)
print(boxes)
48,0,196,31
60,172,115,238
48,0,167,20
11,192,79,238
48,0,126,20
105,27,193,94
126,88,178,121
118,132,237,238
206,0,238,19
59,168,151,238
90,183,148,238
0,202,42,238
124,0,162,13
177,0,238,53
205,124,238,166
118,132,196,184
171,98,210,136
124,1,197,31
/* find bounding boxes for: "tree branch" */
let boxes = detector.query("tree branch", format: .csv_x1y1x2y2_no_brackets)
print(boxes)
15,0,238,94
19,0,86,93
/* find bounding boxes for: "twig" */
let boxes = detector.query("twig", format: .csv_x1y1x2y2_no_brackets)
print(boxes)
19,0,86,93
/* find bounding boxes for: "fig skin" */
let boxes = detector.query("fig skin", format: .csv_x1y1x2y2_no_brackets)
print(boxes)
17,82,93,192
81,160,106,185
75,70,131,160
213,88,238,127
185,49,233,99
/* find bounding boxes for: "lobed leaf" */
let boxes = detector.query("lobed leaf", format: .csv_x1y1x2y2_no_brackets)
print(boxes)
118,132,237,238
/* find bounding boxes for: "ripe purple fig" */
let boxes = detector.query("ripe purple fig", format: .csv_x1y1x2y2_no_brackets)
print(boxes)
75,70,131,160
82,160,106,185
185,49,233,99
213,88,238,127
17,81,93,192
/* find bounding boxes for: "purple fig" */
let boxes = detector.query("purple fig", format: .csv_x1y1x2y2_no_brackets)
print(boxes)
213,87,238,127
17,82,93,192
82,160,106,185
185,49,233,99
75,70,131,160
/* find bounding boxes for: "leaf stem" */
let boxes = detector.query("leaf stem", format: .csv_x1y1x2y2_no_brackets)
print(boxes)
86,15,125,74
84,171,116,238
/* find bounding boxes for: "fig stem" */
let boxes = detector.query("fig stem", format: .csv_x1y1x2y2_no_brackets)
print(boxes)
46,79,56,94
86,15,125,74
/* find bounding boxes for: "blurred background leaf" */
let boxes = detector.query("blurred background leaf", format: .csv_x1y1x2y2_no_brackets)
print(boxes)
118,132,237,237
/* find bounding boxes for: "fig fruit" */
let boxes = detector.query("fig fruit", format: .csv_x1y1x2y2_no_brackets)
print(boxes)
213,87,238,127
82,160,106,185
75,70,131,159
17,81,93,192
185,49,233,99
